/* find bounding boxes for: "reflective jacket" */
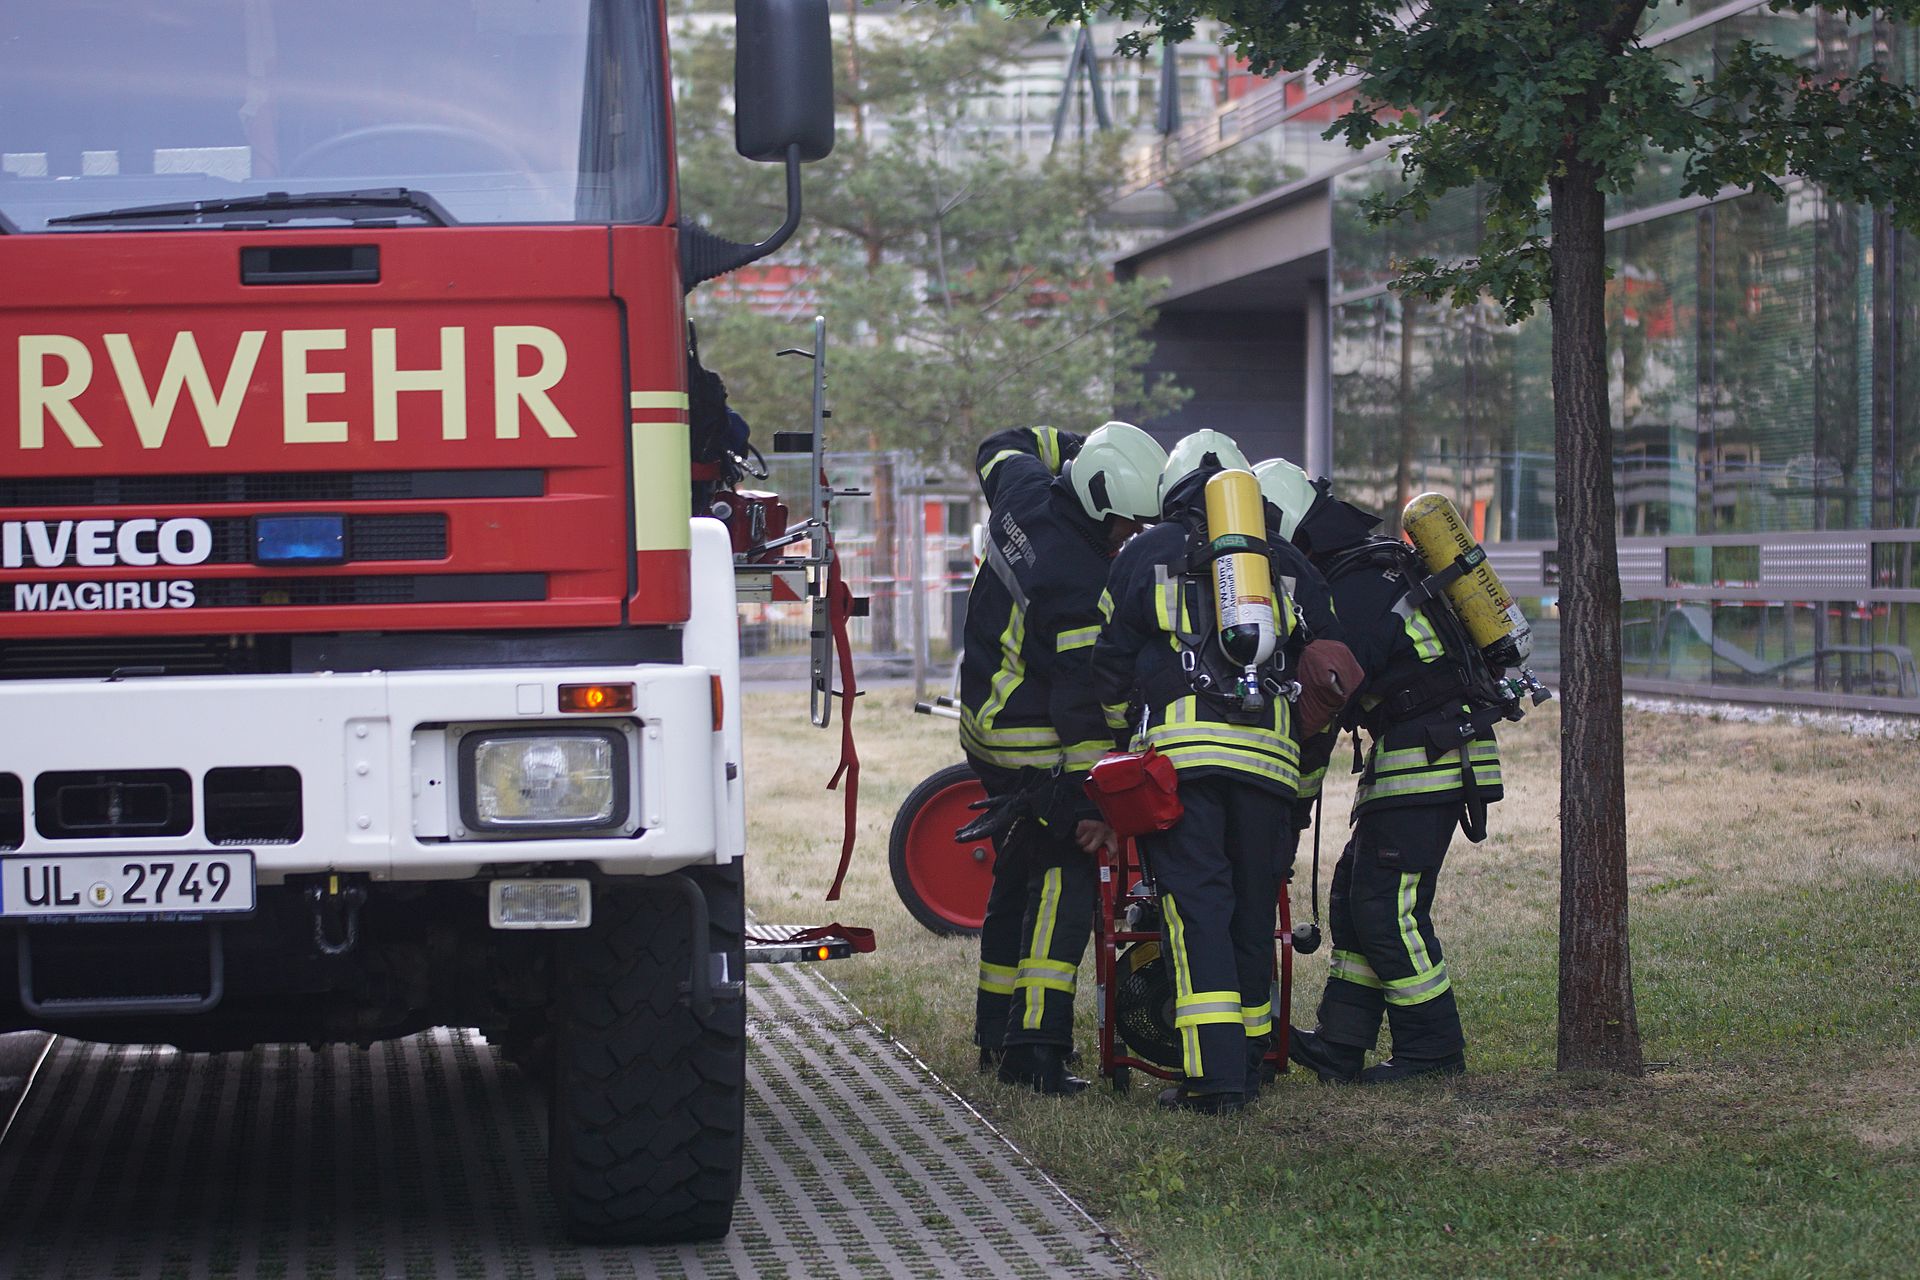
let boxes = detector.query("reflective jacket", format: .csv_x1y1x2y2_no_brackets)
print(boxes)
958,427,1114,777
1293,495,1503,819
1091,471,1301,798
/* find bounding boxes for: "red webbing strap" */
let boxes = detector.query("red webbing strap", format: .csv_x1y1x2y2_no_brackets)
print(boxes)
744,923,877,953
824,549,862,901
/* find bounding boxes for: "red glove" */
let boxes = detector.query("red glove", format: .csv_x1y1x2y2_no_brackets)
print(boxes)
1295,638,1363,738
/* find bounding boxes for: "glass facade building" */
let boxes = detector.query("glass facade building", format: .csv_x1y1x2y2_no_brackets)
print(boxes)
1121,2,1920,712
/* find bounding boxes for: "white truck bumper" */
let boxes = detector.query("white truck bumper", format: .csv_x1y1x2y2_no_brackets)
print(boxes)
0,661,740,883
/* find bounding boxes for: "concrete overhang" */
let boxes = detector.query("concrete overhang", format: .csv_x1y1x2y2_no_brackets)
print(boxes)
1115,175,1332,310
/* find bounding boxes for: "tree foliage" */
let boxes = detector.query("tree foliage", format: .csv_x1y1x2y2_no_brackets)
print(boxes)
672,3,1185,471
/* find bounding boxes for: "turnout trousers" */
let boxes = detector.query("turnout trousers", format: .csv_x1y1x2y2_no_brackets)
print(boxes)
1139,775,1288,1094
969,758,1097,1051
1315,802,1465,1062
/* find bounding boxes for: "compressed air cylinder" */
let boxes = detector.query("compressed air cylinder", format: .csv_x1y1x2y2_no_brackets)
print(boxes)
1402,492,1534,668
1203,469,1279,668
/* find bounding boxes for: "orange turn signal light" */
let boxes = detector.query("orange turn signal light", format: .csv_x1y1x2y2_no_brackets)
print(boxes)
710,674,726,731
558,683,635,714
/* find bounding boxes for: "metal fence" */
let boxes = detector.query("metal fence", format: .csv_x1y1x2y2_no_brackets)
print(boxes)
736,451,978,689
1491,529,1920,713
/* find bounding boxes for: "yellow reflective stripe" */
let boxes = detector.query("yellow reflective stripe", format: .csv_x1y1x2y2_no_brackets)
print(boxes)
1370,742,1499,774
1152,746,1301,788
1163,895,1203,1077
1062,737,1109,770
1359,767,1502,804
1398,873,1433,975
978,962,1017,996
980,448,1024,481
1174,991,1244,1028
1056,625,1101,652
1147,722,1297,752
1154,582,1178,631
1405,609,1444,661
973,600,1030,745
1385,961,1453,1006
1036,426,1063,473
1329,949,1383,989
956,739,1067,772
1021,867,1064,1031
1098,587,1115,622
1101,700,1131,732
959,715,1062,747
630,422,692,552
1241,1000,1273,1036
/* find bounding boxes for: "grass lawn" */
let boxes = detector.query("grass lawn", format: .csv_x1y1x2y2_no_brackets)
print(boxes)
741,687,1920,1279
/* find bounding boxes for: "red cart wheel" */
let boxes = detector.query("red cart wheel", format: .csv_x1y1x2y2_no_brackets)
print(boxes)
888,762,996,936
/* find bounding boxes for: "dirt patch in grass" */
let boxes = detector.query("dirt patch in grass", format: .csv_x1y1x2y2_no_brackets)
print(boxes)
1833,1048,1920,1153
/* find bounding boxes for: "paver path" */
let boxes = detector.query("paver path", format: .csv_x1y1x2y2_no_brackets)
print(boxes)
0,964,1137,1279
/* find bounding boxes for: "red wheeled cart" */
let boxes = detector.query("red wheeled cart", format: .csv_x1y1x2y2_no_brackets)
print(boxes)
1094,837,1293,1092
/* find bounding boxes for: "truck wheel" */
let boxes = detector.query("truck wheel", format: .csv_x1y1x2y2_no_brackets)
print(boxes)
549,865,746,1243
888,762,996,937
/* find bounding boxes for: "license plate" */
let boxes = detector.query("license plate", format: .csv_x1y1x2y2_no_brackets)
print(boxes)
0,852,256,918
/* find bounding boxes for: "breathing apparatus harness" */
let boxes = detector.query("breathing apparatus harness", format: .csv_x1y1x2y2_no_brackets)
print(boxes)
1149,506,1307,725
1318,534,1542,842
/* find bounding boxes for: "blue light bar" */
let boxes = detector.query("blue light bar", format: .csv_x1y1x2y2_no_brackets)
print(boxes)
254,515,346,566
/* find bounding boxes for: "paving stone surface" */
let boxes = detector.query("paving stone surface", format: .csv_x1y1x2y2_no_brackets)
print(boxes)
0,964,1138,1279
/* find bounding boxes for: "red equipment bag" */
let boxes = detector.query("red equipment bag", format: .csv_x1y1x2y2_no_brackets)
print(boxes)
1084,746,1183,837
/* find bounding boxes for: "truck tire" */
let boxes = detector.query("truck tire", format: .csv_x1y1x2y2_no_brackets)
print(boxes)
888,762,996,937
549,864,746,1243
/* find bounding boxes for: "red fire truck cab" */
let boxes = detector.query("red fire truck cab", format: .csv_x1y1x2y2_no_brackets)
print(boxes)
0,0,836,1243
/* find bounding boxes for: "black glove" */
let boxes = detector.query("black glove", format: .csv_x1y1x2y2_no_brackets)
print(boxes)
954,790,1029,844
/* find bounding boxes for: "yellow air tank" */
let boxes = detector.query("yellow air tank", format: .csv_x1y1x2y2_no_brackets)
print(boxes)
1402,492,1534,669
1204,469,1279,671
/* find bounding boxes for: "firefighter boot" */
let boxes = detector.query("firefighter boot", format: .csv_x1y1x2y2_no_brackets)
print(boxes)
1360,1052,1466,1084
998,1044,1088,1096
1286,1026,1364,1084
1156,1084,1251,1116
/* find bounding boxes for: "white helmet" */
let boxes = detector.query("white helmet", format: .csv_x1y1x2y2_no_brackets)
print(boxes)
1067,421,1167,523
1254,458,1318,542
1158,430,1250,509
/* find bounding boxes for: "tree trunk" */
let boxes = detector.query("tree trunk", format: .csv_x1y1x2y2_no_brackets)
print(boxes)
1547,162,1643,1075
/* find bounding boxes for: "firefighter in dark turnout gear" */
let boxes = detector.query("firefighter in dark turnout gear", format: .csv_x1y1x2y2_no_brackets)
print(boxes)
1092,431,1301,1113
1261,460,1504,1084
962,422,1167,1094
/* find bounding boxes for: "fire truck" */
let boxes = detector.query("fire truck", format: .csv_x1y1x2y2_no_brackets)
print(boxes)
0,0,844,1243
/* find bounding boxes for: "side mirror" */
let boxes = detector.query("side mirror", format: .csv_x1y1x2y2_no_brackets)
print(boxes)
734,0,835,164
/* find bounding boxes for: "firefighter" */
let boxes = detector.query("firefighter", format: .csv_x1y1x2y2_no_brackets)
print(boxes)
1252,459,1364,886
1259,459,1504,1084
1091,431,1301,1114
961,421,1167,1095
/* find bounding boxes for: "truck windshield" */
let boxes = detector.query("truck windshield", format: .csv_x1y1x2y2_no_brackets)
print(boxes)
0,0,667,232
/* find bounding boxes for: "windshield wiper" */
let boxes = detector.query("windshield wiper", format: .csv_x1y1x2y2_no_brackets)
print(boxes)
48,187,455,229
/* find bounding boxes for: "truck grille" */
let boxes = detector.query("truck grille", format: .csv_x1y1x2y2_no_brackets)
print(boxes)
13,514,448,567
1,773,21,849
0,573,544,613
0,636,290,679
204,766,303,846
0,469,542,507
35,769,194,839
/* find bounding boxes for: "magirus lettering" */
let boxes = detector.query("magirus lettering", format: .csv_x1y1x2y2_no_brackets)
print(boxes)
12,580,196,611
1,517,212,569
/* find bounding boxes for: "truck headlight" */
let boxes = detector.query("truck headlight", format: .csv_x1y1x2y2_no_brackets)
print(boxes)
459,729,629,833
